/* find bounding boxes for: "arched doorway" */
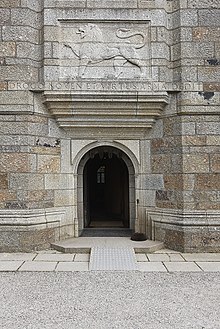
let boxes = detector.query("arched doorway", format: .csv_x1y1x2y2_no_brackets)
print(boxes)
83,146,130,229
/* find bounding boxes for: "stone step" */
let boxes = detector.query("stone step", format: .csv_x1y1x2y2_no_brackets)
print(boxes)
51,237,164,254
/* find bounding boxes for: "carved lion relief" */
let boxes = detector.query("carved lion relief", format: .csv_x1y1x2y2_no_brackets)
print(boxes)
60,21,151,80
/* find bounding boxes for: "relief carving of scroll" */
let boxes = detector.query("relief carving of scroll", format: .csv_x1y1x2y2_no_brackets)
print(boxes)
63,23,150,79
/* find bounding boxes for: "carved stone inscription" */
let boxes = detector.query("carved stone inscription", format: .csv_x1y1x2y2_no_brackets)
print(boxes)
59,21,151,80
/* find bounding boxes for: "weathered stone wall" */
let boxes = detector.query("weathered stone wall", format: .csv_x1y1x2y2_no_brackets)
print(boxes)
0,0,219,251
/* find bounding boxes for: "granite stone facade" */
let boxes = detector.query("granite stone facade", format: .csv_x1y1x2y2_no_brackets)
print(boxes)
0,0,219,252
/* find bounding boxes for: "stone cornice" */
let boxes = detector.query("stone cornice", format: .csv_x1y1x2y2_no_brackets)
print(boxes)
43,90,169,138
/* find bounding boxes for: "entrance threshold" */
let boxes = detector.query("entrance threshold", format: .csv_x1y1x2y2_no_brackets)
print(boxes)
81,228,133,237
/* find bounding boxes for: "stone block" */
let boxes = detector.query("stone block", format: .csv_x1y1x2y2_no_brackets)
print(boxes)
171,154,183,173
17,190,54,203
0,66,38,82
45,174,74,190
183,154,209,173
188,0,219,9
0,82,7,91
44,0,86,8
44,8,58,25
142,174,164,190
11,8,42,29
0,91,33,105
151,154,171,174
0,9,10,25
0,153,29,173
0,191,16,202
44,66,60,81
199,9,220,26
182,174,195,190
0,42,16,57
195,174,220,190
198,67,220,82
164,174,183,190
43,26,59,42
180,9,198,26
206,136,220,146
54,190,74,206
0,104,34,114
87,0,138,8
182,136,206,146
0,0,20,7
138,0,156,9
196,122,220,135
31,146,60,155
181,122,196,135
37,154,60,173
2,26,39,43
0,174,8,189
162,228,185,252
28,122,49,136
204,83,220,92
17,42,42,61
20,0,43,11
10,173,44,190
151,42,170,59
60,140,73,173
210,154,220,173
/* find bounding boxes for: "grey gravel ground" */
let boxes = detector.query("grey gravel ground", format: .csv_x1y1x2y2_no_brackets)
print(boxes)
0,272,219,329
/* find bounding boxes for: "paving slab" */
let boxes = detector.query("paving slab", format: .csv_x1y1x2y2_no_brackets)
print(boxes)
56,262,89,272
37,250,62,254
74,253,90,262
147,253,170,262
164,262,202,272
196,262,220,272
135,253,148,262
0,253,36,261
181,253,220,262
19,261,57,272
166,253,186,262
0,261,24,271
34,253,75,262
137,262,167,272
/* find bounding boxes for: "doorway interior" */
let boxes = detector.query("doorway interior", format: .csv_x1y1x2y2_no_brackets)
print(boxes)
83,147,129,229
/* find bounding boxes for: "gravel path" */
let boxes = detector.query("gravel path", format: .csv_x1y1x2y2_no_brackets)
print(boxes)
0,272,219,329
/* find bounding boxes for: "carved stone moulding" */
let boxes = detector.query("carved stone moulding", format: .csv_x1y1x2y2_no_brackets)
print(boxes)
43,91,169,138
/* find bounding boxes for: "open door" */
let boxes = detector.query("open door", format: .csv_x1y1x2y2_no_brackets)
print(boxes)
83,149,129,228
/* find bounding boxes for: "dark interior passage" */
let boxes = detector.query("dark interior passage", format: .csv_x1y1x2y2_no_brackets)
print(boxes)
83,148,129,228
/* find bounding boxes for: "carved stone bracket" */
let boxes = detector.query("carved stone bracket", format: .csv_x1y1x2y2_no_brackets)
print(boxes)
43,91,169,138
